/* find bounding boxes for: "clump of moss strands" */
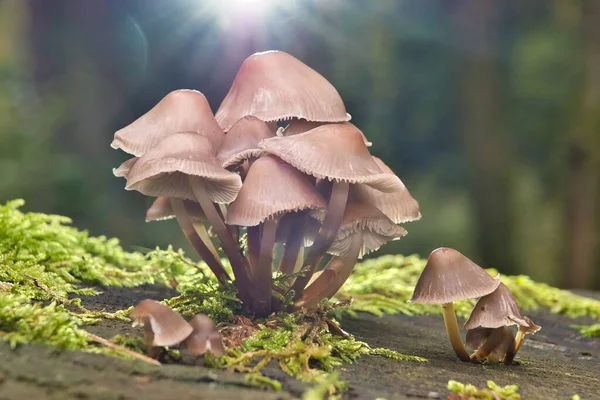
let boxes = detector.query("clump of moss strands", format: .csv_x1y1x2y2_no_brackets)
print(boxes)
1,199,600,394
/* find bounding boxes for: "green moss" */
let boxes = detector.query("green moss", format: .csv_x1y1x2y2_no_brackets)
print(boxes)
301,372,344,400
571,323,600,337
334,254,600,321
447,380,520,399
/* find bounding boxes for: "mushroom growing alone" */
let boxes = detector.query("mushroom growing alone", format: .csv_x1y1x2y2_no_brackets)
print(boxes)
464,283,541,364
183,314,225,357
130,299,193,358
409,248,501,362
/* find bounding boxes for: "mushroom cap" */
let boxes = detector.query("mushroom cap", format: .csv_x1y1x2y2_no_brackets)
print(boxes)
226,155,326,226
349,157,421,224
217,116,275,169
130,299,193,347
466,326,516,360
215,51,350,132
463,283,529,330
259,123,402,192
124,132,242,204
281,119,371,147
112,89,224,156
409,248,501,304
113,157,138,178
312,200,407,258
184,314,225,357
145,197,207,222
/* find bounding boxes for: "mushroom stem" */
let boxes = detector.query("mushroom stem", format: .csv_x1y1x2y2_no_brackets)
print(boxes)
295,230,362,309
189,177,252,304
278,214,307,276
291,181,349,299
503,335,517,365
470,327,505,362
247,225,260,273
442,303,471,362
514,327,526,353
170,198,230,283
254,218,277,316
192,221,221,261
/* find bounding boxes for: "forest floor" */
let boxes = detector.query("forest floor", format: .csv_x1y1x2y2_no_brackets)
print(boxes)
0,285,598,400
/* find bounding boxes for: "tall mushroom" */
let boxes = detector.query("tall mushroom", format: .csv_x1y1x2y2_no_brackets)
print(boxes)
464,283,540,364
409,248,501,362
215,51,350,132
226,155,326,315
123,132,251,297
259,123,404,300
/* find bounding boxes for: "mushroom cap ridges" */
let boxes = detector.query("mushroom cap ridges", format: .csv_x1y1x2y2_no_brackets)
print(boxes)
112,89,223,156
124,133,242,204
145,197,206,222
226,155,326,226
130,299,193,347
259,123,402,192
409,247,501,304
463,283,529,330
215,51,350,132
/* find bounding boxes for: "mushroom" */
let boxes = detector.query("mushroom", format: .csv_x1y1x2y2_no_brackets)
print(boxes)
260,123,404,300
281,120,372,147
226,155,326,315
215,51,350,132
123,132,252,298
464,283,540,364
466,326,516,363
130,299,193,357
183,314,225,357
145,197,206,223
297,200,406,309
349,156,421,224
409,248,501,362
112,89,223,156
217,116,276,170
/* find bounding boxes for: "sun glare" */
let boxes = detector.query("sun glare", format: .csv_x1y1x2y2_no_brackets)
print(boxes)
202,0,287,29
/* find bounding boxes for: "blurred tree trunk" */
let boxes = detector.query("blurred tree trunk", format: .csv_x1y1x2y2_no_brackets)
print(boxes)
564,1,600,289
452,1,515,273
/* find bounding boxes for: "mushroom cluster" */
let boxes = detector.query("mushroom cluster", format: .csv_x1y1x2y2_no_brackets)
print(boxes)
130,299,225,359
112,50,420,316
410,248,541,364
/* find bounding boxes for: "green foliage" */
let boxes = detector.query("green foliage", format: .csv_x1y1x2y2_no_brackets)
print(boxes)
447,380,520,400
301,372,343,400
334,254,600,321
571,324,600,338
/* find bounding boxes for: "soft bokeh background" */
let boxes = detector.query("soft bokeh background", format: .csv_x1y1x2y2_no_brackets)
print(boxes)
1,0,599,288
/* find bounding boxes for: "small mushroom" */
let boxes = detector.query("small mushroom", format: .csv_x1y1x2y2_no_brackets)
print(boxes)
217,116,276,169
409,248,501,362
183,314,225,357
215,51,350,132
464,283,540,364
130,299,193,357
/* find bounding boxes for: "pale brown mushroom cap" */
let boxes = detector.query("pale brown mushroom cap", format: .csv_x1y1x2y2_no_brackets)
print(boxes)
409,247,501,304
112,89,224,156
464,283,529,330
281,120,371,147
350,156,421,224
226,155,326,226
215,51,350,132
217,116,275,169
259,123,402,192
145,197,207,222
124,132,242,204
113,157,138,178
184,314,225,357
130,299,193,347
312,200,407,258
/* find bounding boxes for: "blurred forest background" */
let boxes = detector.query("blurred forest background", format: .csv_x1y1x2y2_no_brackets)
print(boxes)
0,0,599,288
